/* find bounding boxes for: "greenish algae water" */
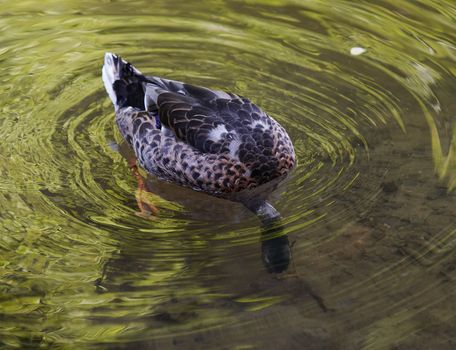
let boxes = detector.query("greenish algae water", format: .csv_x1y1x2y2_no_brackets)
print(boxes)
0,0,455,349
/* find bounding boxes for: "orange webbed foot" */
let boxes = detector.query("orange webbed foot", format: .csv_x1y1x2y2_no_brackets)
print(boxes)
129,160,159,219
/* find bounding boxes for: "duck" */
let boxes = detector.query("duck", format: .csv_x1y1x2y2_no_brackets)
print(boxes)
102,52,296,223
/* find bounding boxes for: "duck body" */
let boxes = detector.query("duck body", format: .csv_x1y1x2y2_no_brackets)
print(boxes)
102,53,295,198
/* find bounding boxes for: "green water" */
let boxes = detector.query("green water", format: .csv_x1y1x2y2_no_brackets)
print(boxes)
1,0,455,349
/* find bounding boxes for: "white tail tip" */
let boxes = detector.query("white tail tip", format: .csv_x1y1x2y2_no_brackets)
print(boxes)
102,52,120,107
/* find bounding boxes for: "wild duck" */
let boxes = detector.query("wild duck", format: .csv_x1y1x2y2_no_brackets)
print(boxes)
102,53,296,222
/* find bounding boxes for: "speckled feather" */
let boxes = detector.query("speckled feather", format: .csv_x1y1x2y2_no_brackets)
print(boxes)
103,53,296,196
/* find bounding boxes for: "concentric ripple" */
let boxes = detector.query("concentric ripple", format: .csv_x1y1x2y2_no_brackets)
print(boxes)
0,0,455,349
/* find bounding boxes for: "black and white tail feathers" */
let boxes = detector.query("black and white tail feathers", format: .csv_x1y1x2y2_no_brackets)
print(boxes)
102,52,145,110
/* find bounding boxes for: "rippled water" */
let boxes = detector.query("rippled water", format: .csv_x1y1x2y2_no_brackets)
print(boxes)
1,0,455,349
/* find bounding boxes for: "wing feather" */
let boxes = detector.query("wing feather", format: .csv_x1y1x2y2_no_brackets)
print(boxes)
144,79,261,156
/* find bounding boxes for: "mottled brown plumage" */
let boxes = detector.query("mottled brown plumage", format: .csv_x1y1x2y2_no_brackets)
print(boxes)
102,53,295,197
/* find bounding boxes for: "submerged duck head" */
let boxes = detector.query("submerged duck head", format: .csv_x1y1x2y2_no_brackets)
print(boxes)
262,234,291,273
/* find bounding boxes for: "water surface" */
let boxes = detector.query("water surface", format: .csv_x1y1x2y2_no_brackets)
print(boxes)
1,0,455,349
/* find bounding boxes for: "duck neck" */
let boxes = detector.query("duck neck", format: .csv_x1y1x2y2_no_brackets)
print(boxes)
243,198,281,225
243,198,291,273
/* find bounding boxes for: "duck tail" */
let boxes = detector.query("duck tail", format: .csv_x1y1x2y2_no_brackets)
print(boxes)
102,52,145,110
